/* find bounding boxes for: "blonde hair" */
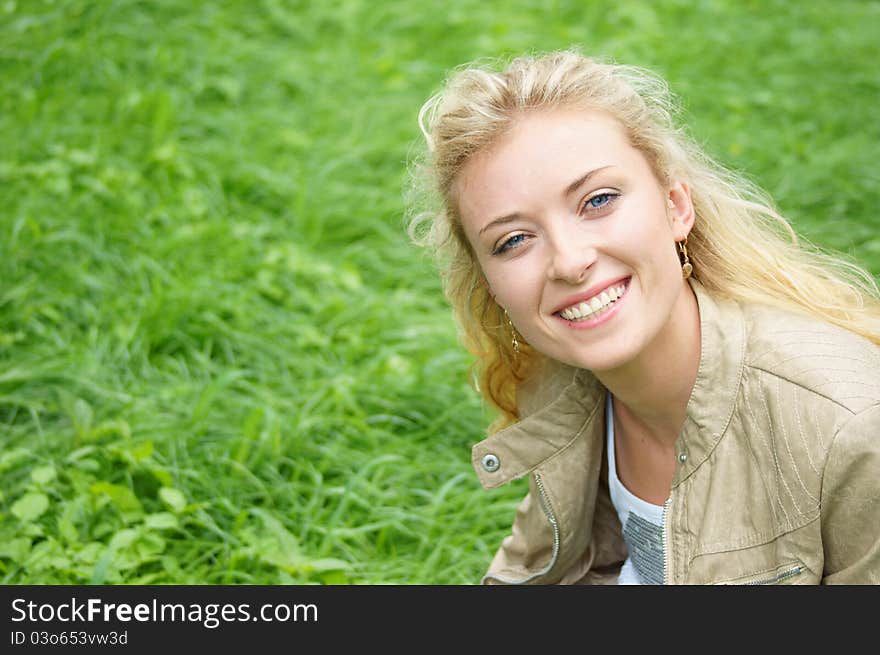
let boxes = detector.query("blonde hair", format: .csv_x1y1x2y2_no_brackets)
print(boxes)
408,50,880,431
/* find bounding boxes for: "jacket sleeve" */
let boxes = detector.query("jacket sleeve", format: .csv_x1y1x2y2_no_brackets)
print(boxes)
820,403,880,584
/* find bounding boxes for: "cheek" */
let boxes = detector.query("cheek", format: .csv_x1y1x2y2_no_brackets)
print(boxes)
619,201,676,260
485,270,517,309
627,198,671,236
485,263,539,313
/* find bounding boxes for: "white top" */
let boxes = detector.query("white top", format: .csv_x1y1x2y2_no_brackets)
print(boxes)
606,393,667,585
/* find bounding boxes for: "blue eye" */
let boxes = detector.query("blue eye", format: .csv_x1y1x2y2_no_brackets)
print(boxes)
585,193,614,210
494,233,526,255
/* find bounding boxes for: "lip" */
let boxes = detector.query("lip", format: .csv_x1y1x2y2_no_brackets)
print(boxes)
551,276,632,315
551,276,631,331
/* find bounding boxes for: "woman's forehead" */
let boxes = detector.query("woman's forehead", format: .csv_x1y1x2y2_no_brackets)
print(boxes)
454,109,648,218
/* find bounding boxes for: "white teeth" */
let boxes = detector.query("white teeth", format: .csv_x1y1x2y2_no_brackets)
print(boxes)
559,282,627,321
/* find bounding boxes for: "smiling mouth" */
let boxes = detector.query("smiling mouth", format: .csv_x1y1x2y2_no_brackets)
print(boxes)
557,279,629,322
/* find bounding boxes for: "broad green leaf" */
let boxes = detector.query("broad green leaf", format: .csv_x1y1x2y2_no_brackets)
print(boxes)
148,465,173,487
109,529,138,550
59,517,79,544
11,492,50,522
89,548,113,584
25,538,71,572
159,487,186,512
89,482,143,513
114,550,143,571
0,537,32,561
66,446,96,462
130,440,154,461
75,542,103,565
73,458,100,472
91,420,131,440
144,512,179,530
135,532,166,557
0,448,30,472
31,465,57,485
242,509,351,576
23,523,44,537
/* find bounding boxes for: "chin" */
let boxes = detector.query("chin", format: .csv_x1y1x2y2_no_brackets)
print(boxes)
550,346,638,374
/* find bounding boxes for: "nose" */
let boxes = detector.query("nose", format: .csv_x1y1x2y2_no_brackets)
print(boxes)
546,229,596,284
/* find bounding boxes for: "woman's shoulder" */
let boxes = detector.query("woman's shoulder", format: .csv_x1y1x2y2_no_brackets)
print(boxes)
739,300,880,414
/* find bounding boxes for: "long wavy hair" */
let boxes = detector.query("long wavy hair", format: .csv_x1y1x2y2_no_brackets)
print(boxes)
408,50,880,431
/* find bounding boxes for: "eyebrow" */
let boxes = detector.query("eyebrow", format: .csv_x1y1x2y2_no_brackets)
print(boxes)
564,165,614,198
477,165,615,237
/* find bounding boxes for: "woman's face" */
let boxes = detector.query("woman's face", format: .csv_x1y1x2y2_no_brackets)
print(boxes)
455,109,695,373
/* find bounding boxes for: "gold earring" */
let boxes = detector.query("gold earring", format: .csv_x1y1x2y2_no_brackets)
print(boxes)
677,237,693,279
505,310,520,354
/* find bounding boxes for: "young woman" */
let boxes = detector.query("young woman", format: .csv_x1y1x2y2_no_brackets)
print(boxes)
409,51,880,584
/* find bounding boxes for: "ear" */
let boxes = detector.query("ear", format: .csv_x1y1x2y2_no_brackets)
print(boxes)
666,180,695,241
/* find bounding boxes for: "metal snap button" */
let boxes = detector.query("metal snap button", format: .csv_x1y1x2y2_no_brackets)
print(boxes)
678,452,688,464
481,453,500,472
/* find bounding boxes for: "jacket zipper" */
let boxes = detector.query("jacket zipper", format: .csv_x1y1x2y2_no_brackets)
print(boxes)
661,497,671,585
482,472,560,585
743,565,803,585
533,472,561,561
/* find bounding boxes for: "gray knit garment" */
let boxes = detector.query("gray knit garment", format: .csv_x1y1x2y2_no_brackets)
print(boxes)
622,513,665,585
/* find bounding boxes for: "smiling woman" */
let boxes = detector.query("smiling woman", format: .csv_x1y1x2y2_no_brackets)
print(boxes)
408,50,880,585
456,109,697,378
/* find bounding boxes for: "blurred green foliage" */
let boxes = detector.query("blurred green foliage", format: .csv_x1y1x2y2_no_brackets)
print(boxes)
0,0,877,583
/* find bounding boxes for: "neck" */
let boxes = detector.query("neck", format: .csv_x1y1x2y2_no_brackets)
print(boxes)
595,281,701,449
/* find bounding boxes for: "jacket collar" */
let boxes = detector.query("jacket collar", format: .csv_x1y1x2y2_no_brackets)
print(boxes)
471,279,746,489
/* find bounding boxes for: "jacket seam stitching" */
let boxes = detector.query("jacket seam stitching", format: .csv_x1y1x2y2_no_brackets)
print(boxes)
675,306,746,487
690,512,819,557
740,391,785,527
745,363,862,414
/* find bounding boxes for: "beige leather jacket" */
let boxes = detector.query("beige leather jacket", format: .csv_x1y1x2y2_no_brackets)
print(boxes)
471,280,880,584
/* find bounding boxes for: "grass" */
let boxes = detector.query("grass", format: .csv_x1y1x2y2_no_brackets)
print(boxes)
0,0,878,584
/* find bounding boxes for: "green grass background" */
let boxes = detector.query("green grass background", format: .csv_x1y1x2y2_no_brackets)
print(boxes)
1,0,878,584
